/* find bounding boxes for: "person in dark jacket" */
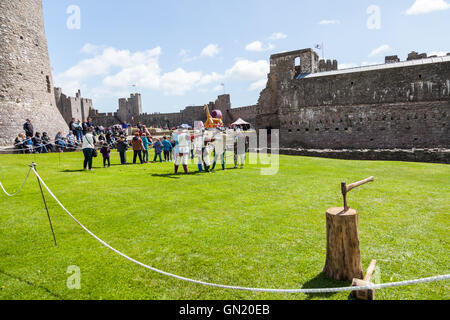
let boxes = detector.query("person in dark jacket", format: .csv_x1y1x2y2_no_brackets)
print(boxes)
42,132,54,152
100,142,111,168
33,132,48,154
116,136,129,165
23,119,34,138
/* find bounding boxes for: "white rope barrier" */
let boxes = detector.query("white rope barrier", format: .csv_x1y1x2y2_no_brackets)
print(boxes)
0,167,32,197
2,165,450,294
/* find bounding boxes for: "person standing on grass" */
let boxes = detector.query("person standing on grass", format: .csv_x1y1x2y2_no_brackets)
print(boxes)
100,142,111,168
116,135,129,165
211,132,226,171
141,133,151,164
173,128,190,175
23,119,34,138
82,127,96,171
234,130,246,169
162,136,173,162
131,132,144,164
153,138,164,163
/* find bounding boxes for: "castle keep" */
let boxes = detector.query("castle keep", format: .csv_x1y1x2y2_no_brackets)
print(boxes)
0,0,67,145
257,48,450,149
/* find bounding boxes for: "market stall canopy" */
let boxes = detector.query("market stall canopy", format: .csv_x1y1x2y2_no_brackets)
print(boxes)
231,118,250,126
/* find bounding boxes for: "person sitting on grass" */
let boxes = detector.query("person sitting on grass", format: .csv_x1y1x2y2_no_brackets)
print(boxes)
54,132,66,152
131,132,144,164
100,142,111,168
152,138,163,163
14,133,25,154
42,132,54,153
66,131,78,151
162,136,173,162
33,132,48,154
23,135,34,153
116,135,129,165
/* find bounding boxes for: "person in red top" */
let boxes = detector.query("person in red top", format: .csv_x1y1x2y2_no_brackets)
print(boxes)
131,132,144,164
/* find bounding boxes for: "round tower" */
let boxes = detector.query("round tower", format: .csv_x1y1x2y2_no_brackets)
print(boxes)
0,0,68,145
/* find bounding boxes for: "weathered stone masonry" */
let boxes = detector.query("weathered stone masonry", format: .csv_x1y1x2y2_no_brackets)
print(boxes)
257,48,450,150
0,0,67,145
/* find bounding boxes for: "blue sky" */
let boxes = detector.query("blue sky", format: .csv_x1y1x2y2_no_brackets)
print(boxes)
42,0,450,114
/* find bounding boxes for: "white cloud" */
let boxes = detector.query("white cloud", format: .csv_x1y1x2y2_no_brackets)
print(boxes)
368,44,390,57
225,59,269,81
406,0,450,15
160,68,203,96
269,32,287,40
55,44,271,101
201,44,220,57
245,41,275,52
319,19,340,25
249,78,267,91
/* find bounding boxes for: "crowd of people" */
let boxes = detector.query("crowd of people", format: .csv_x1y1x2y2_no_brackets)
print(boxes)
13,118,134,154
11,118,250,175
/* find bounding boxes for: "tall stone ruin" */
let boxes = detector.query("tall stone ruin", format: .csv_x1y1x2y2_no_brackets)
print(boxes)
0,0,67,145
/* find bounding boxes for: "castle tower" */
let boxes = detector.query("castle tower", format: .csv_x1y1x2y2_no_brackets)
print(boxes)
0,0,67,145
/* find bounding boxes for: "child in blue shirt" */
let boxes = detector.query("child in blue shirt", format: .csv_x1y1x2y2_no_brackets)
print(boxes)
153,139,163,163
162,136,173,162
141,133,152,163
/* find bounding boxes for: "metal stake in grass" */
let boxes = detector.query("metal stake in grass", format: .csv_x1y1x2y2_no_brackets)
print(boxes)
31,162,57,246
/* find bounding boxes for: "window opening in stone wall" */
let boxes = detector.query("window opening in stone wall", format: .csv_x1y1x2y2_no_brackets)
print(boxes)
46,76,51,93
295,57,301,67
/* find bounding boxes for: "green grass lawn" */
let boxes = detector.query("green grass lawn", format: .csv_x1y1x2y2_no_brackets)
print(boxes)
0,151,448,300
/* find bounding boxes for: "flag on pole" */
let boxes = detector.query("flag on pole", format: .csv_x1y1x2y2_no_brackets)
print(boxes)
314,44,322,50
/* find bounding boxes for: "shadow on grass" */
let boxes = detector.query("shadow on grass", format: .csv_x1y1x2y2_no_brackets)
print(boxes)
0,269,64,300
60,163,141,173
302,272,352,300
150,171,208,179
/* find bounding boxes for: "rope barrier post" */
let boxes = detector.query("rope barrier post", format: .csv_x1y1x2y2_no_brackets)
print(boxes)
31,162,57,247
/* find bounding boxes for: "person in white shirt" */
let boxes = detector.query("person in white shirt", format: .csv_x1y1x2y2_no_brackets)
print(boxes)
82,127,96,171
173,128,191,174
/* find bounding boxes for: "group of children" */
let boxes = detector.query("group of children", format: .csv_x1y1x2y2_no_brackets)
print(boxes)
96,128,248,174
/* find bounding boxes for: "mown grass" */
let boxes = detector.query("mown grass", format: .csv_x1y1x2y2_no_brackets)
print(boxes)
0,151,448,300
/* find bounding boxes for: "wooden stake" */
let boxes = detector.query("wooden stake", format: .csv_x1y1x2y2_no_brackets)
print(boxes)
352,259,377,300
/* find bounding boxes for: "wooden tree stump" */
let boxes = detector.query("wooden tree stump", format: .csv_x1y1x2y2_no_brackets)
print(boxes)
323,207,363,281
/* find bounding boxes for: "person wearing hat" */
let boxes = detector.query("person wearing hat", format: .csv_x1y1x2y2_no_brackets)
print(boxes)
173,128,190,174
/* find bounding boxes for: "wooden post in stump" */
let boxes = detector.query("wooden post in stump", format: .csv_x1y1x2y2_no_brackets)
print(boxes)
323,177,374,282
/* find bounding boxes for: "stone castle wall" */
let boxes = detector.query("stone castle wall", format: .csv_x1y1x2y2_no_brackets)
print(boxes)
0,0,67,145
91,94,257,129
55,88,93,125
257,48,450,150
